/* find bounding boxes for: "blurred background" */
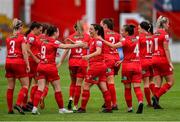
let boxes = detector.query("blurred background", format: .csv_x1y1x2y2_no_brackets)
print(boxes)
0,0,180,64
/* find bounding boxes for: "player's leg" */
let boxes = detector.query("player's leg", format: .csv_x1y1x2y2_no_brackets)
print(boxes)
124,83,133,112
143,77,151,106
39,82,49,109
32,79,46,115
14,77,29,115
6,77,16,114
51,79,73,114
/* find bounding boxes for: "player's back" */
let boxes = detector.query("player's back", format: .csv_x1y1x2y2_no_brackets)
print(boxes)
6,33,25,63
153,29,169,57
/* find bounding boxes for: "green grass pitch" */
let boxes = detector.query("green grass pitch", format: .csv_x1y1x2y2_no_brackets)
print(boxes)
0,62,180,121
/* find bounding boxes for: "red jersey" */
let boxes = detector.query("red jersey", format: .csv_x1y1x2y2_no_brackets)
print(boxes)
89,38,104,64
153,29,169,57
39,37,59,64
122,36,140,63
67,32,90,66
104,29,120,58
139,33,154,59
6,33,26,64
27,33,41,61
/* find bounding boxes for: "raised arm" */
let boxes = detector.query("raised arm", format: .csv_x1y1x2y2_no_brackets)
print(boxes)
82,47,101,60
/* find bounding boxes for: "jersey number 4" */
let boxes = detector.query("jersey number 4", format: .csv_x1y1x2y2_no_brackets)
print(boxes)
133,43,139,57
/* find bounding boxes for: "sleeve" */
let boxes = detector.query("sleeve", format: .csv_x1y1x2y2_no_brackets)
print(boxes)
121,38,127,46
164,34,169,43
53,40,61,48
96,40,102,48
27,36,35,44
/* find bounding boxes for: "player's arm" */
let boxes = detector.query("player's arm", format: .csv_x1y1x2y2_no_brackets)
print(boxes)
56,49,69,68
98,36,123,48
22,43,30,72
58,42,85,49
82,47,101,60
26,43,40,63
163,40,174,69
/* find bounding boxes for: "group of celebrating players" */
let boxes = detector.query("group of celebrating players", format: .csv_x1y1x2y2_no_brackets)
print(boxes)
5,15,174,115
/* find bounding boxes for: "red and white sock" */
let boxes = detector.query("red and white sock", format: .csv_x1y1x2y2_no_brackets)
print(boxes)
30,85,38,103
16,87,28,106
6,89,14,112
125,88,132,108
81,89,90,110
69,82,76,99
42,86,49,99
33,90,43,107
74,86,81,106
134,87,143,103
103,90,112,110
156,83,172,98
55,91,64,109
144,87,151,105
108,84,117,106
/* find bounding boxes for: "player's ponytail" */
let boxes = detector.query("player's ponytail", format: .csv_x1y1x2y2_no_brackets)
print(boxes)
140,21,153,34
25,21,42,36
91,24,104,39
47,25,58,37
12,18,22,30
156,15,169,29
74,20,84,34
101,18,114,30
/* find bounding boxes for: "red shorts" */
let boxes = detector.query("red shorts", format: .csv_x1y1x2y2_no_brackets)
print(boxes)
121,62,142,84
5,63,28,78
29,60,38,79
105,59,115,76
153,57,173,76
141,58,153,78
85,62,107,84
36,63,60,82
69,66,87,79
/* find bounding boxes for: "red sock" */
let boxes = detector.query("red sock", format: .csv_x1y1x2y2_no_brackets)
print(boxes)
69,82,76,99
30,85,38,103
42,86,49,98
154,87,160,94
156,83,171,98
149,83,155,95
103,90,112,110
55,91,64,109
144,87,151,105
6,89,14,112
134,87,143,103
74,86,81,106
16,87,28,106
33,90,43,107
81,90,90,110
108,84,117,106
22,95,28,107
125,88,132,108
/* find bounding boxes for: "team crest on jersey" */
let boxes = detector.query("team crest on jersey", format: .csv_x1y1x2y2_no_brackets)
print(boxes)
29,37,35,43
23,36,27,40
121,76,127,81
132,37,138,42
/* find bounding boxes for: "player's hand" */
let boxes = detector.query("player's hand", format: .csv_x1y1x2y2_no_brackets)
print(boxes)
82,55,90,60
56,62,62,68
76,41,86,48
26,65,30,73
170,62,174,70
35,58,40,64
115,61,122,67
